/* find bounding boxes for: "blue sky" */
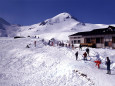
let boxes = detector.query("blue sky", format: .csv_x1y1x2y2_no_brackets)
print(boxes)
0,0,115,25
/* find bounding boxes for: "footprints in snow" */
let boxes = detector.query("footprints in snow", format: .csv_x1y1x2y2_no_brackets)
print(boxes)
73,69,95,86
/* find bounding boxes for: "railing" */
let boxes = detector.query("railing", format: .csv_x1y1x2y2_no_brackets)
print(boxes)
80,43,94,47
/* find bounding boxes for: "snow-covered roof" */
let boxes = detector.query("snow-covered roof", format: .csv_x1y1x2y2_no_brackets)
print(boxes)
70,26,115,36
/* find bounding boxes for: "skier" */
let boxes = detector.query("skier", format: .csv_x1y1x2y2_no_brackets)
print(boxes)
79,44,82,50
35,36,36,38
83,52,87,61
86,48,89,56
72,44,74,49
62,42,64,47
94,58,101,69
57,41,59,46
26,45,30,48
51,41,54,46
48,40,51,46
65,44,67,47
34,41,36,47
68,43,70,48
105,57,111,74
75,51,78,60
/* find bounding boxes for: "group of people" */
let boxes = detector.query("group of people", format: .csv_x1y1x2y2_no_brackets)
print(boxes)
26,39,111,75
75,48,111,74
75,47,89,61
94,57,111,74
26,41,36,48
75,45,88,61
48,40,74,48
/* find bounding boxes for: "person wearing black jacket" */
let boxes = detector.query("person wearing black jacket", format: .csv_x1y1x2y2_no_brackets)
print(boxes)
75,51,78,60
79,44,82,50
86,48,89,56
106,57,111,74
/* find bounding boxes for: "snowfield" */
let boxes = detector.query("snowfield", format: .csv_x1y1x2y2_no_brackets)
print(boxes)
0,37,115,86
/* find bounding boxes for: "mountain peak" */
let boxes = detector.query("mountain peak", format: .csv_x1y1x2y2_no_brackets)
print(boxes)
0,17,10,31
54,12,72,19
39,12,78,26
0,17,10,26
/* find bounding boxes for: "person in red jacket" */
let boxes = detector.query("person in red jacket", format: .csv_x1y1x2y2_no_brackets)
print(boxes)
94,58,101,69
83,52,87,61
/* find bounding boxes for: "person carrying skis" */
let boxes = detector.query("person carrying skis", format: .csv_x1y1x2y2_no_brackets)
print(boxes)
75,51,78,60
105,57,111,74
83,52,87,61
86,47,89,56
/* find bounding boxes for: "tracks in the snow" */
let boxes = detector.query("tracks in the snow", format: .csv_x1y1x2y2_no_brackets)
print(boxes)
73,69,95,86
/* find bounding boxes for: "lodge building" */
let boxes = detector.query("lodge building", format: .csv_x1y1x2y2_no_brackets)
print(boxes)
69,26,115,48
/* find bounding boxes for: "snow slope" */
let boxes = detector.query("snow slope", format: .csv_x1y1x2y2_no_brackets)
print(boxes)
0,37,115,86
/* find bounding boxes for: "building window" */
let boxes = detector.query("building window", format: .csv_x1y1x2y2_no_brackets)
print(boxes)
71,41,74,44
105,42,108,46
96,38,101,43
112,37,115,43
78,40,81,43
70,37,74,39
78,37,81,38
74,37,77,39
74,40,77,44
86,38,91,43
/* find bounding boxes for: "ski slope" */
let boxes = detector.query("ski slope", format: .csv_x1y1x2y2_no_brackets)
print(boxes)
0,37,115,86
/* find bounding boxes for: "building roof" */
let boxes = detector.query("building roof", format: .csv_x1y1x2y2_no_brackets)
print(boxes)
69,26,115,36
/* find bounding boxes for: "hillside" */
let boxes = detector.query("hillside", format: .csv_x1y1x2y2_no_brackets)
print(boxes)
0,37,115,86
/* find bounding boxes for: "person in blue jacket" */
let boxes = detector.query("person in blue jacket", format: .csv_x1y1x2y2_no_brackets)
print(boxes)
106,57,111,74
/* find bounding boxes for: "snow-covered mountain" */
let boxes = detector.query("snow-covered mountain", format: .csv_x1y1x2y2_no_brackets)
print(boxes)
39,12,82,26
0,12,109,40
16,12,108,40
0,17,11,37
0,18,21,37
0,18,10,28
